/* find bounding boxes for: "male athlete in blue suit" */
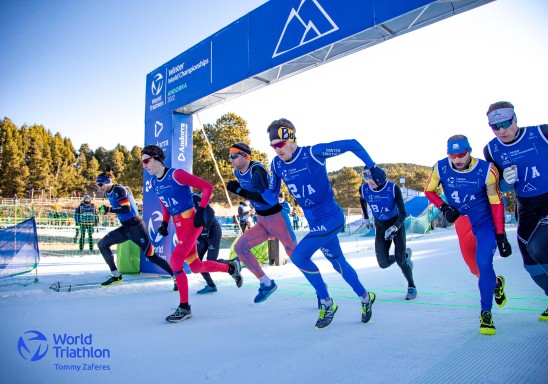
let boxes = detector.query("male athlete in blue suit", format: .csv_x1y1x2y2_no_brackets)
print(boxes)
258,118,385,329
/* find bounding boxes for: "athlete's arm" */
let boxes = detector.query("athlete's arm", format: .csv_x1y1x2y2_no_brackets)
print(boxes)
424,164,445,208
260,161,283,206
393,185,407,229
172,169,213,208
483,144,513,193
109,185,131,214
311,139,375,168
486,164,505,235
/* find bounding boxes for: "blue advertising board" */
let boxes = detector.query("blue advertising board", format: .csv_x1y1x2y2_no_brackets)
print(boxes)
141,113,193,274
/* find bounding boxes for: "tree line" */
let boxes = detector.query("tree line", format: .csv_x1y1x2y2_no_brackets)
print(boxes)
2,114,438,210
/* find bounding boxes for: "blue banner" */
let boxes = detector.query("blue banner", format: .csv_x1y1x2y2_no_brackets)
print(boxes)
141,113,193,274
144,0,435,121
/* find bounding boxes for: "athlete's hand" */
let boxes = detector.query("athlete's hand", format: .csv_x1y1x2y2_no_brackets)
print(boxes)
194,207,206,228
362,218,372,230
440,203,460,223
503,166,517,185
250,170,268,193
158,221,169,237
384,225,398,240
496,233,512,257
98,205,110,214
227,180,242,194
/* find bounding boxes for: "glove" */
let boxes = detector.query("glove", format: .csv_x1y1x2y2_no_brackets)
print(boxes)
227,180,242,195
250,170,268,193
384,225,398,240
496,233,512,257
158,221,169,237
440,203,460,223
503,166,517,185
362,218,371,230
98,205,110,214
194,206,205,228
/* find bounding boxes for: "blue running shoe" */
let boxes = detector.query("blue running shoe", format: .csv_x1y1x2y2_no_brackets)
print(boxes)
197,285,217,294
405,287,417,300
254,280,277,303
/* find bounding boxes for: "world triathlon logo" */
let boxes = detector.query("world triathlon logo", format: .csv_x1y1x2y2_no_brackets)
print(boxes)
151,73,164,96
18,330,49,362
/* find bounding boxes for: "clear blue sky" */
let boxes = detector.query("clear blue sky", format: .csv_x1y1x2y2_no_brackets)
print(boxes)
1,0,547,170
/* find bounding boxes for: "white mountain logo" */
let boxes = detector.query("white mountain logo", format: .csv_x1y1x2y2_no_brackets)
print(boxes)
273,0,338,58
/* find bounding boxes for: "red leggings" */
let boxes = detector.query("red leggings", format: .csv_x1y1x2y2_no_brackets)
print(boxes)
455,216,479,277
170,209,229,303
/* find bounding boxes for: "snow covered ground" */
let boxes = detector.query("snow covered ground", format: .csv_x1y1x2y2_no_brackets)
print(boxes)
1,226,546,384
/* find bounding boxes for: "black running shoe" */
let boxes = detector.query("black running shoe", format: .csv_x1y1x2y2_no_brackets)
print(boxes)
173,277,178,292
315,300,338,329
229,258,243,288
480,311,496,335
101,274,122,286
166,306,192,323
494,276,506,307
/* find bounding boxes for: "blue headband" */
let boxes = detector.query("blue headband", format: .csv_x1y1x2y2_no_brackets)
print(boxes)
96,175,112,184
447,138,471,155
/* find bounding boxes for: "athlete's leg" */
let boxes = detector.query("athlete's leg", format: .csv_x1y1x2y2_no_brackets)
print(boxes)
393,226,415,287
260,211,298,258
517,199,548,292
126,220,173,276
322,236,367,297
233,217,272,279
374,221,395,269
98,227,129,272
455,216,479,277
473,224,497,313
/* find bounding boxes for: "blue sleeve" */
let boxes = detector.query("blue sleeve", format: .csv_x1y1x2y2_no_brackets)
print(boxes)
262,161,282,205
311,139,375,167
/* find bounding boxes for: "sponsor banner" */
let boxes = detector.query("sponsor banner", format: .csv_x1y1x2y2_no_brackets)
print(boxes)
144,0,434,120
141,113,193,274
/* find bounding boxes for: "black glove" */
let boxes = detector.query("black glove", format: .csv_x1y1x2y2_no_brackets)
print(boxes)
194,206,205,228
250,170,269,193
227,180,242,195
440,203,460,223
158,221,169,237
98,205,110,214
496,233,512,257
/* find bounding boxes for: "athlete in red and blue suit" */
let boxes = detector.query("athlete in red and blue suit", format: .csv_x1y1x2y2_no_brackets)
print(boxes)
425,135,511,335
141,145,242,323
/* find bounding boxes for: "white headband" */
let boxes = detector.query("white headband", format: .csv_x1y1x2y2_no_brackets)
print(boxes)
488,108,514,125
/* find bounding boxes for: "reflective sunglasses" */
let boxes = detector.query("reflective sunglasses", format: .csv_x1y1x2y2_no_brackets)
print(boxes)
448,151,468,159
229,152,247,160
271,140,288,149
489,116,514,131
96,182,105,187
141,157,153,165
362,170,372,179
